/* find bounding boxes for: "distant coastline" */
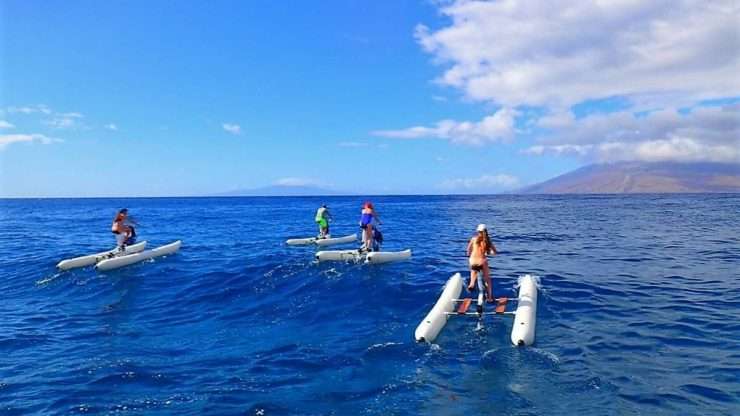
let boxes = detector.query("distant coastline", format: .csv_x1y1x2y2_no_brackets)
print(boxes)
4,162,740,198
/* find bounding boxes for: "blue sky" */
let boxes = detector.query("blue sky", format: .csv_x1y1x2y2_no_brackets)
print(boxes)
1,1,738,197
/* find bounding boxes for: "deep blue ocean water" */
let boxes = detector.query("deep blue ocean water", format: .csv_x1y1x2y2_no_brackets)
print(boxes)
1,195,739,415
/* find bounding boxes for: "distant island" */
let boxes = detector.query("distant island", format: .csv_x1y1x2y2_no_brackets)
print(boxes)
213,162,740,196
214,185,350,197
521,162,740,194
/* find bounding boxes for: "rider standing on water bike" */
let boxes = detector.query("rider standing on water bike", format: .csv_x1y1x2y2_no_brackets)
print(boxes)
111,208,136,250
359,201,381,252
467,223,497,302
315,204,332,238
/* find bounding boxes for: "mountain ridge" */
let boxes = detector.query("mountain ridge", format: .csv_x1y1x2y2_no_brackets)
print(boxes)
521,162,740,194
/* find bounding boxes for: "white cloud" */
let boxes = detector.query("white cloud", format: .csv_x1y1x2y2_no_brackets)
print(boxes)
0,120,15,129
5,105,89,130
0,133,62,150
273,177,321,187
372,1,739,164
44,112,84,130
439,174,521,191
416,0,740,109
524,105,740,162
105,123,118,131
222,123,241,135
338,141,368,147
7,105,52,115
373,107,519,146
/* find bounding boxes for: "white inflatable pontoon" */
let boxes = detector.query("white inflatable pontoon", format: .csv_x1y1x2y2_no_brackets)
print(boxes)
315,249,411,264
415,273,538,346
96,240,181,271
286,234,357,247
57,241,147,270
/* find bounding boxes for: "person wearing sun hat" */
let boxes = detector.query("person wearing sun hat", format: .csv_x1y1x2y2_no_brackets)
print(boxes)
466,223,498,301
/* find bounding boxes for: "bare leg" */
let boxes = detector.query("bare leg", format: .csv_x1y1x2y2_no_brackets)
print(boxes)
483,263,493,301
365,224,373,250
468,268,478,291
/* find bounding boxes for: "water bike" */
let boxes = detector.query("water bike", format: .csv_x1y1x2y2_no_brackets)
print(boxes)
315,226,410,264
57,240,181,271
315,248,412,264
57,241,148,270
286,234,357,247
414,273,538,346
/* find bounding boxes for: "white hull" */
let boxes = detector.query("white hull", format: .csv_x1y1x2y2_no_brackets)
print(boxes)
415,273,538,346
510,274,538,346
365,249,412,264
57,241,147,270
315,249,361,262
286,234,357,247
315,249,411,264
414,273,463,343
96,241,181,271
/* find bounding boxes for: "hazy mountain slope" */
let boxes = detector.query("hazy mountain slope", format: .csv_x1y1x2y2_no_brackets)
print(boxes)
522,162,740,194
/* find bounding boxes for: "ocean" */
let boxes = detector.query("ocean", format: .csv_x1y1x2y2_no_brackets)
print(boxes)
1,195,738,415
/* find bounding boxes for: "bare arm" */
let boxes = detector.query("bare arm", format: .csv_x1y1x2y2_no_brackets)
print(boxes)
489,242,497,256
112,221,130,233
466,239,473,256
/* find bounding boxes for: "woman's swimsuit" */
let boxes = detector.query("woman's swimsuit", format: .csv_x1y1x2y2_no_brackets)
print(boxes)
113,221,127,247
360,212,373,229
469,238,489,271
112,219,123,234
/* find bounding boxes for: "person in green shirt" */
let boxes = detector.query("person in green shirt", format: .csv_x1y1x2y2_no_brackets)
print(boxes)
315,204,332,238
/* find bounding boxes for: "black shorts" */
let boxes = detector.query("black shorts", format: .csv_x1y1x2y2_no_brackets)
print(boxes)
471,264,484,272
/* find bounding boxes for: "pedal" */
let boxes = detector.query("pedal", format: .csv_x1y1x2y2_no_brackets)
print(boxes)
495,297,508,314
457,298,472,314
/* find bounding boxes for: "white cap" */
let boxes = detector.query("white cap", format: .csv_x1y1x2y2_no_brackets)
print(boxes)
477,223,487,232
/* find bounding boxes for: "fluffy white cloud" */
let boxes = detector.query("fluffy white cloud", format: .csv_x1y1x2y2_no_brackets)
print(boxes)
439,174,521,191
524,105,740,162
416,0,740,109
372,107,519,146
105,123,118,131
0,120,14,129
273,177,320,187
222,123,241,135
0,134,62,150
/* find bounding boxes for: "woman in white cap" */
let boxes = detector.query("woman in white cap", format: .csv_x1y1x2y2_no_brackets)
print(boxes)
466,223,497,301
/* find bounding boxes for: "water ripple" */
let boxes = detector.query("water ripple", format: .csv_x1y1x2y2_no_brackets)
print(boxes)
1,195,739,415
